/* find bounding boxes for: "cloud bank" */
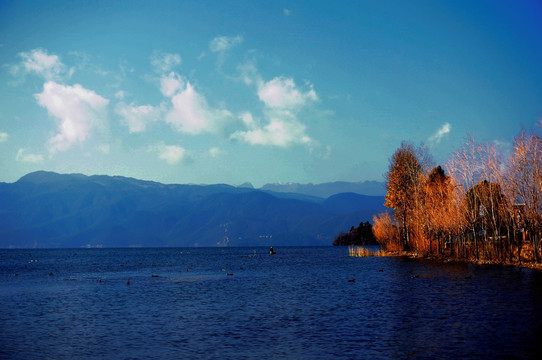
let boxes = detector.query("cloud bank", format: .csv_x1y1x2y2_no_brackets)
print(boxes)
13,43,324,170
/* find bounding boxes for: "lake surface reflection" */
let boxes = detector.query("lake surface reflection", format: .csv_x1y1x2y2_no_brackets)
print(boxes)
1,247,541,359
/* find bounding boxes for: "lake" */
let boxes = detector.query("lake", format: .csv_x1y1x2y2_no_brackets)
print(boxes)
1,247,541,359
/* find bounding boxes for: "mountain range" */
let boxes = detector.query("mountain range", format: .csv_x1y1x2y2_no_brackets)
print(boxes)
0,171,387,248
259,180,386,197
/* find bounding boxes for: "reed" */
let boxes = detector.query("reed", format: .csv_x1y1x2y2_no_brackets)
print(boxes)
348,246,383,257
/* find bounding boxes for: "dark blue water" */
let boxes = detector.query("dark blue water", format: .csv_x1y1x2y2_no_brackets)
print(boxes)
1,247,541,359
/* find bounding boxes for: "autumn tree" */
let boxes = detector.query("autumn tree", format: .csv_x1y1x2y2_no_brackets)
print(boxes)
447,136,483,259
415,165,456,254
372,212,401,251
506,129,542,262
464,180,508,259
446,174,468,258
477,142,514,261
376,124,542,266
384,142,430,250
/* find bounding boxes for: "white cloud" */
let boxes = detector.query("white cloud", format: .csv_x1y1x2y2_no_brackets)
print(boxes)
237,60,259,86
238,62,319,110
209,35,243,53
230,110,314,147
148,57,232,137
15,49,67,80
0,132,8,143
16,149,44,163
240,112,258,129
160,72,184,97
35,81,109,153
165,82,232,135
115,102,161,133
157,144,187,165
257,77,317,110
115,90,125,99
428,122,451,144
283,9,292,16
209,147,223,157
149,51,318,150
230,71,319,148
151,52,181,72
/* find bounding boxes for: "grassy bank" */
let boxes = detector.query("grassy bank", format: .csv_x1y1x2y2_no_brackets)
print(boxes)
348,245,542,270
373,249,542,271
348,246,384,257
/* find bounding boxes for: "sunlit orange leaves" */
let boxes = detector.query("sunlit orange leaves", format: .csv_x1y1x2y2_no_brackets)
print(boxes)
375,123,542,265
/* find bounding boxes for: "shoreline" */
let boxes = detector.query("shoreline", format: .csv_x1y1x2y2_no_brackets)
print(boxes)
347,246,542,271
381,250,542,271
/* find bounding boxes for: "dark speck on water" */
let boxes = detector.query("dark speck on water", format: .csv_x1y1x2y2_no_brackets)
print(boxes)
1,247,542,359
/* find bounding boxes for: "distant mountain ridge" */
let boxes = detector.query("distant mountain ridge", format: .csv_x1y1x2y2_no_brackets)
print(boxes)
0,171,387,248
260,180,386,197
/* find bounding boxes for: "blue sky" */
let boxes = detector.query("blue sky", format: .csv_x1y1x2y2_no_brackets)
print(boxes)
1,0,541,186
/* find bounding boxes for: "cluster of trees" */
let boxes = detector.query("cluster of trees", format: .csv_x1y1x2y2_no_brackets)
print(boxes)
373,125,542,265
333,221,377,246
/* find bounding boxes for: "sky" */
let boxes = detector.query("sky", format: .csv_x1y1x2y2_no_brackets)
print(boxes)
1,0,541,187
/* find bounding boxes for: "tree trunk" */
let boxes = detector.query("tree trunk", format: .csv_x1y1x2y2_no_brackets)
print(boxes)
507,227,512,263
402,211,408,251
534,234,540,263
473,226,479,260
518,230,522,265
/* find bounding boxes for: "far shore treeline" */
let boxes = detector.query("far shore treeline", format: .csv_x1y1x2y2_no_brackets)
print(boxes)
372,123,542,267
332,221,377,246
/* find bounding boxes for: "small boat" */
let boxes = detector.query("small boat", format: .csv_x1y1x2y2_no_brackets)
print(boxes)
269,246,276,255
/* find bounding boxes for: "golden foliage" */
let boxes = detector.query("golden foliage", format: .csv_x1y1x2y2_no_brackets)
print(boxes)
372,212,401,252
377,126,542,266
384,142,429,250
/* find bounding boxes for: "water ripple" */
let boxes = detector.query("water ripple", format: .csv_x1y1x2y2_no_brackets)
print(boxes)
1,247,542,359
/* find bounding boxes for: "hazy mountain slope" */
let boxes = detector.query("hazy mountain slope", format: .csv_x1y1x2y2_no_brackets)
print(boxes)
0,171,387,248
323,192,387,214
